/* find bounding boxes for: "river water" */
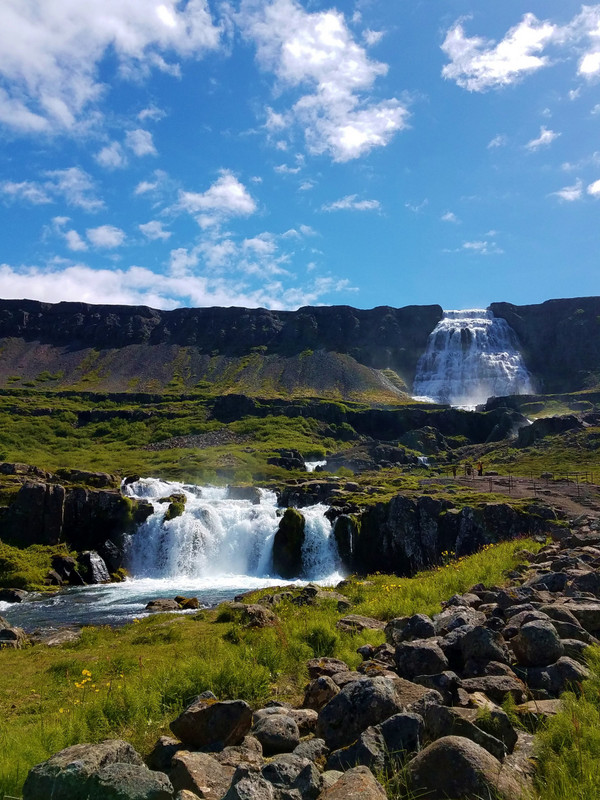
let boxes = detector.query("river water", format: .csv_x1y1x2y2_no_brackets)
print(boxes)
1,478,344,632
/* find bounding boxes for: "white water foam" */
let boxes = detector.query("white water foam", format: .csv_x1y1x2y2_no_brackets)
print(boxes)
413,309,533,408
305,460,327,473
124,478,342,583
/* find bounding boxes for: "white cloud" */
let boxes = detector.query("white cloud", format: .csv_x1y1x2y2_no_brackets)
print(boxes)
125,129,157,157
86,225,126,248
4,262,351,309
95,141,127,169
64,229,88,251
139,220,171,241
551,179,583,202
46,167,104,211
405,199,428,213
363,30,384,47
299,180,315,191
169,247,198,277
441,13,556,92
1,180,51,204
243,233,277,255
0,0,221,133
487,134,508,149
462,240,503,255
138,104,166,121
525,126,560,151
239,0,408,161
322,194,380,211
178,170,257,226
135,180,158,195
588,179,600,197
441,211,460,223
274,163,301,174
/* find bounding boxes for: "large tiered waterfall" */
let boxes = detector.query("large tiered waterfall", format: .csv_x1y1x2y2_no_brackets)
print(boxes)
124,478,341,582
412,309,533,407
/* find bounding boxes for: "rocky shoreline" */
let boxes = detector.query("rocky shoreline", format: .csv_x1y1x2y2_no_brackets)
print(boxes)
15,512,600,800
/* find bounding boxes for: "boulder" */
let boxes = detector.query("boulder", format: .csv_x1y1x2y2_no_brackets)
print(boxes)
214,736,264,770
520,656,590,696
22,740,144,800
407,736,524,800
222,773,275,800
394,640,449,679
252,714,300,756
170,699,252,750
316,676,405,751
0,588,28,602
170,751,235,798
294,738,329,763
421,704,507,761
511,621,564,667
460,627,510,665
147,736,182,772
336,615,385,633
562,601,600,632
0,625,29,649
240,604,278,628
303,676,340,711
146,598,181,612
272,508,305,579
384,614,435,645
316,766,386,799
306,658,350,679
79,551,111,584
460,675,527,704
87,763,173,800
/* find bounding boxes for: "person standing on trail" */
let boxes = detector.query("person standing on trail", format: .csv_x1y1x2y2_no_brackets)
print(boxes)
451,464,457,478
477,461,483,477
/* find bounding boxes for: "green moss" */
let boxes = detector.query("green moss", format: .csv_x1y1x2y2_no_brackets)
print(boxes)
0,542,76,590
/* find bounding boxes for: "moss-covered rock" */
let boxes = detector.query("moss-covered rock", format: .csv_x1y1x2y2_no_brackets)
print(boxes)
272,508,306,579
161,493,186,521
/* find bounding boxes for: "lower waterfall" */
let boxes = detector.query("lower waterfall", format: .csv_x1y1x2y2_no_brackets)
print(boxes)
124,477,341,582
412,309,534,407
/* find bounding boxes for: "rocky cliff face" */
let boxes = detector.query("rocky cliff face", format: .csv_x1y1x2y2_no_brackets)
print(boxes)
0,299,442,397
491,297,600,393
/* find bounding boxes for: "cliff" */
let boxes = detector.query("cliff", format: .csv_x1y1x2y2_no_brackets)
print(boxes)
0,299,442,400
491,297,600,393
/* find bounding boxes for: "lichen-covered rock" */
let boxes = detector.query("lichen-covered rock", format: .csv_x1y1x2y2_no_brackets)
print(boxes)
407,736,524,800
170,699,252,750
316,676,405,751
170,750,234,798
303,676,340,711
394,640,449,679
22,740,144,800
87,763,173,800
384,614,435,645
511,621,564,667
253,714,300,756
316,766,386,800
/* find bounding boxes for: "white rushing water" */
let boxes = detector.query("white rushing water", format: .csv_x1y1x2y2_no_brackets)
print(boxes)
124,478,341,583
412,309,534,408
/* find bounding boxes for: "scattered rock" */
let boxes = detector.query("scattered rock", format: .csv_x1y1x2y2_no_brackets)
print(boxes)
511,621,564,667
146,598,181,612
170,699,252,750
170,750,235,798
336,615,385,633
252,714,300,756
87,763,173,800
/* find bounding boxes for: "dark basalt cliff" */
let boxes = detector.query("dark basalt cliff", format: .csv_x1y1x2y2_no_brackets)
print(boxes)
492,297,600,393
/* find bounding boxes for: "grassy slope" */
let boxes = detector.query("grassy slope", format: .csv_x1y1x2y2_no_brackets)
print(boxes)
0,538,538,798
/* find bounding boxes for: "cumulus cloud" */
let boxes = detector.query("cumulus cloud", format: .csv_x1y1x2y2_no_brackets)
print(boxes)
126,129,157,157
442,7,600,91
461,239,503,255
178,170,257,227
0,0,221,133
2,167,103,210
138,104,166,121
487,134,507,149
0,261,352,310
86,225,126,248
139,220,171,240
441,13,555,91
322,194,380,211
95,141,127,169
239,0,408,161
551,179,583,201
588,178,600,196
525,126,560,150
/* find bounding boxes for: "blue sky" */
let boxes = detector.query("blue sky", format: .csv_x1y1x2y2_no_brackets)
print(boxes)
0,0,599,311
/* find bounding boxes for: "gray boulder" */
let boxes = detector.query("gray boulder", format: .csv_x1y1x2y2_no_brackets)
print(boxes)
421,703,507,761
253,714,300,756
407,736,524,800
384,614,435,645
316,677,404,751
303,676,340,711
22,740,144,800
170,751,235,797
316,766,386,799
294,738,329,763
460,626,510,664
79,550,111,584
394,640,449,679
87,764,173,799
170,699,252,749
512,621,564,667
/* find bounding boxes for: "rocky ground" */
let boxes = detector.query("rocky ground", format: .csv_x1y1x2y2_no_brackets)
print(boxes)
13,511,600,800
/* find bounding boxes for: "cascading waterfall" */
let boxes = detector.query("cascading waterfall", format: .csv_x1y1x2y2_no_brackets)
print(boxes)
412,309,534,408
124,478,341,582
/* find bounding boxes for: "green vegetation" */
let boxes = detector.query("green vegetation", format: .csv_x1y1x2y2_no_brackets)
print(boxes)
0,542,76,590
0,538,538,797
534,647,600,800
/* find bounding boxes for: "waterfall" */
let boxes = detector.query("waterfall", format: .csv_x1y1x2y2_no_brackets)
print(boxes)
412,309,533,408
123,478,340,581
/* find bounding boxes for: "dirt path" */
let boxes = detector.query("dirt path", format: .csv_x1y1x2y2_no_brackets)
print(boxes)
421,474,600,518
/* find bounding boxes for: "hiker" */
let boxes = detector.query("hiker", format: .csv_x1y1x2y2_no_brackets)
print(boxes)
477,461,483,477
451,464,457,478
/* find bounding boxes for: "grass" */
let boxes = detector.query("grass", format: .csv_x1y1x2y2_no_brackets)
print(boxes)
0,538,538,798
533,647,600,800
0,542,77,590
